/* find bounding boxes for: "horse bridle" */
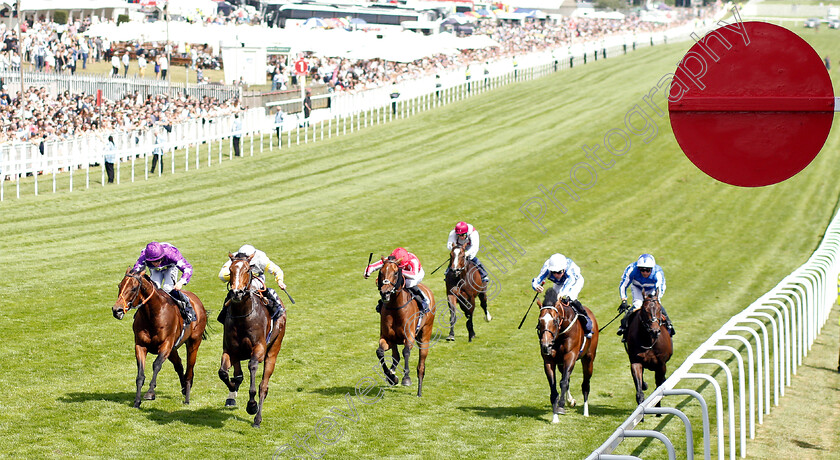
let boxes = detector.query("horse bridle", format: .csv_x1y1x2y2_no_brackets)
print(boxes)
639,298,662,348
226,259,261,319
450,246,466,275
117,272,155,314
379,259,405,298
536,304,575,344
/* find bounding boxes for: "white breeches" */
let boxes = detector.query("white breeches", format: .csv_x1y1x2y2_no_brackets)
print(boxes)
404,268,425,288
149,266,179,291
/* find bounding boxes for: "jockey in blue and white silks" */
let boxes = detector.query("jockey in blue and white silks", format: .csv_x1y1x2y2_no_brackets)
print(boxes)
616,254,675,337
531,253,593,338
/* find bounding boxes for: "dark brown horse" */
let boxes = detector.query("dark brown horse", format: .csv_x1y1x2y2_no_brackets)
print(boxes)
624,293,673,407
218,253,287,428
536,290,598,422
376,257,436,397
445,244,491,342
112,267,207,408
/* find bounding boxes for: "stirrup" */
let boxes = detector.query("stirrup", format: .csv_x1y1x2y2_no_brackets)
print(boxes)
616,327,625,336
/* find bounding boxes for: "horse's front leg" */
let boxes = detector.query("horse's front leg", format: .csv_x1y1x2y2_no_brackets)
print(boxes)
246,355,260,416
133,345,148,408
219,351,238,407
558,352,577,414
543,359,560,423
631,362,646,405
446,293,458,341
376,340,398,385
478,291,491,322
401,344,412,386
143,346,171,401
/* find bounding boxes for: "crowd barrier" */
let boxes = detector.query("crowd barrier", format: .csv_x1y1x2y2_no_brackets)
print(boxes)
0,16,718,202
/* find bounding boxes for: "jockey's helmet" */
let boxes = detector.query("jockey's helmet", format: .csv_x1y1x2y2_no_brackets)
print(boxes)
144,242,165,261
637,254,656,269
391,247,409,262
455,221,469,235
547,253,567,272
239,244,256,257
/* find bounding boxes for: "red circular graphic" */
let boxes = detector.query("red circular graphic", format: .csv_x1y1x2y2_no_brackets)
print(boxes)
669,22,833,187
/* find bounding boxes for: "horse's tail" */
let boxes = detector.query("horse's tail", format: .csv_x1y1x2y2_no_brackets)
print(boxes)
202,312,213,340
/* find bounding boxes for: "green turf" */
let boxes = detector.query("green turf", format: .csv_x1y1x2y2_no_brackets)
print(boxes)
2,26,840,459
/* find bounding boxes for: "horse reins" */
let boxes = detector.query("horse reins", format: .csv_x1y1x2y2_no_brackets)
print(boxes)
639,299,662,350
118,273,156,314
226,259,260,319
536,304,575,343
380,260,414,310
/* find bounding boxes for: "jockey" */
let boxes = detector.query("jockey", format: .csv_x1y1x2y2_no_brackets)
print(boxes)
364,247,430,316
446,221,489,282
531,253,593,338
616,254,675,337
217,244,286,323
133,241,197,324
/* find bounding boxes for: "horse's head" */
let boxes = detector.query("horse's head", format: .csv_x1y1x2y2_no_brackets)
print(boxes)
228,252,254,301
536,303,561,357
377,256,403,302
640,293,663,340
113,267,147,320
449,244,467,275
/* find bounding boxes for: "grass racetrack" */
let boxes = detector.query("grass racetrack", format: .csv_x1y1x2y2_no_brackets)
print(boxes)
2,26,840,459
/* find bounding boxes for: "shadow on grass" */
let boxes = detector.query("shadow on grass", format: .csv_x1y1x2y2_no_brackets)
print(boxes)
59,391,251,427
309,386,357,396
458,405,546,420
801,363,838,373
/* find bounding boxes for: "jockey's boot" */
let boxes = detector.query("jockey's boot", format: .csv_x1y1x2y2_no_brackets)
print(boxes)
661,304,676,337
265,288,286,319
570,299,593,339
218,291,233,323
376,298,383,313
409,286,430,315
171,290,196,324
472,257,490,283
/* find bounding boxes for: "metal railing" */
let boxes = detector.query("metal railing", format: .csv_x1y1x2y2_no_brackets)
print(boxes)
587,210,840,459
0,70,240,101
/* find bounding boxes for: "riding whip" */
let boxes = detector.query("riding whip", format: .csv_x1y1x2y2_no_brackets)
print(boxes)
598,310,623,332
517,291,540,329
365,252,373,276
283,287,296,305
430,257,449,275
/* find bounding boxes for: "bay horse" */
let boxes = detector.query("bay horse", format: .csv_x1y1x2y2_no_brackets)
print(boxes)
536,289,598,422
444,244,491,342
218,252,286,428
112,267,207,409
624,293,672,408
376,256,436,397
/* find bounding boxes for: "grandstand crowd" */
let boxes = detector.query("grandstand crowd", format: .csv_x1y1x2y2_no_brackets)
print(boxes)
0,5,714,145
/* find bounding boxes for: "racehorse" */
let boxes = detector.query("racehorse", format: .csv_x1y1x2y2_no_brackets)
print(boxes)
376,256,436,397
112,267,207,409
218,252,287,428
623,293,672,407
445,243,491,342
536,290,598,422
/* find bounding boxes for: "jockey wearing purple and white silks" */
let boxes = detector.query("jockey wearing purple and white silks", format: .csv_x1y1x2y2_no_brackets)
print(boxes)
531,253,592,338
446,221,489,281
133,241,196,323
133,241,193,291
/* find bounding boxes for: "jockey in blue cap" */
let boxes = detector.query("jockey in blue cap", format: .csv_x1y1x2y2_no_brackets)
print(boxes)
616,254,675,338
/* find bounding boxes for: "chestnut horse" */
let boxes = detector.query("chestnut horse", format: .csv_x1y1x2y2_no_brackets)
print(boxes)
376,257,436,396
624,293,672,407
218,253,287,428
444,244,491,342
536,290,598,422
112,267,207,408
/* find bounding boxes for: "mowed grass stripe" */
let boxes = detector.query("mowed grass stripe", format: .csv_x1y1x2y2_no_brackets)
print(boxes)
1,28,840,458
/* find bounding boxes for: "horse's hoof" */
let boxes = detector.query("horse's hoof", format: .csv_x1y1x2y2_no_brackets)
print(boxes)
143,392,155,401
551,414,560,424
446,334,455,342
485,313,492,322
386,373,399,386
468,335,474,342
225,398,236,407
252,422,261,428
133,401,142,409
401,376,412,386
557,407,566,415
183,400,190,406
246,400,258,415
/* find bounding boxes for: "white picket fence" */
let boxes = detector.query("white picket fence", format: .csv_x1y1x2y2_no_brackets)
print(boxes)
0,20,712,202
587,211,840,459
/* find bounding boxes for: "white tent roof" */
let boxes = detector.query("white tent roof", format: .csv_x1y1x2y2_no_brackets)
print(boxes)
2,0,130,10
